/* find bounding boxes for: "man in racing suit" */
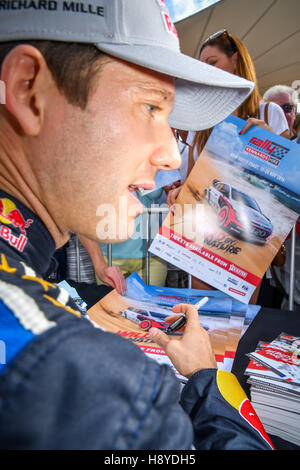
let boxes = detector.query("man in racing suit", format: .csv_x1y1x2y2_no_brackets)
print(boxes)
0,193,274,449
0,0,273,450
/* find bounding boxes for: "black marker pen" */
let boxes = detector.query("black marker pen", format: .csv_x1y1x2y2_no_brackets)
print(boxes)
167,315,186,333
167,297,209,333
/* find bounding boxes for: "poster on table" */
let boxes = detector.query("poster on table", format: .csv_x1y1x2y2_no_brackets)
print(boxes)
149,115,300,304
88,283,228,381
88,285,189,382
87,273,261,379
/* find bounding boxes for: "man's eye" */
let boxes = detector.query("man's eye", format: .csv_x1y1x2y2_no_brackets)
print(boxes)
146,104,159,115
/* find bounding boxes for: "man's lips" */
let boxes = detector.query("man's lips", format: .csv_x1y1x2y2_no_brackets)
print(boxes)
128,183,155,194
127,184,155,215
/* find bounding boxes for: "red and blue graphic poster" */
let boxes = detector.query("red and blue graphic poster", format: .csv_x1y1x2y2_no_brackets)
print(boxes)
150,116,300,304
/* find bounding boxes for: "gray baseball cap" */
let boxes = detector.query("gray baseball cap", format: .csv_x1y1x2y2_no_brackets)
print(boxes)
0,0,254,130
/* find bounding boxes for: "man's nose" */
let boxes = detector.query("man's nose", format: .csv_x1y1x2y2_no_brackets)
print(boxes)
149,127,182,171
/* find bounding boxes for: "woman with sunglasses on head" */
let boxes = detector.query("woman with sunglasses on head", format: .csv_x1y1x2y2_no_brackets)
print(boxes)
167,30,290,302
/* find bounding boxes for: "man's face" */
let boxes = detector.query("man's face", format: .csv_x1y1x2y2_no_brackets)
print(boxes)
39,58,181,243
270,91,296,134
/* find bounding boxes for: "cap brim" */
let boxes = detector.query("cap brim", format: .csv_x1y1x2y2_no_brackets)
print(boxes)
96,43,254,131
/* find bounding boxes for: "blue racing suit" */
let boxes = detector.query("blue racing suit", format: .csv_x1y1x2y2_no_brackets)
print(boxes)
0,191,274,450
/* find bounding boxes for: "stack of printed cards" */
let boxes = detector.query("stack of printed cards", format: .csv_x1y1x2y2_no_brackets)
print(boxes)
245,333,300,446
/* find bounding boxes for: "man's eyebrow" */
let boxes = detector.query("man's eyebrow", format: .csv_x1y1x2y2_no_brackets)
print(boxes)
134,84,174,102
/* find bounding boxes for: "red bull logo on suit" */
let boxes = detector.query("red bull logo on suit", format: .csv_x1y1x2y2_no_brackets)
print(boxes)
217,370,275,449
0,198,33,252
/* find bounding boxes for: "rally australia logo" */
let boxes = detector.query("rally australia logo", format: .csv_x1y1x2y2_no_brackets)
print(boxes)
245,136,290,167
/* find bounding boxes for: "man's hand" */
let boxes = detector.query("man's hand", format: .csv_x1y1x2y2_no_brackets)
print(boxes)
148,303,217,378
96,265,126,296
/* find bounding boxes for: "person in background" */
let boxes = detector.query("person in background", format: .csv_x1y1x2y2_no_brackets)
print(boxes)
167,30,289,304
263,85,298,139
66,233,126,309
44,234,126,309
262,86,300,310
164,131,192,289
270,226,300,311
293,114,300,142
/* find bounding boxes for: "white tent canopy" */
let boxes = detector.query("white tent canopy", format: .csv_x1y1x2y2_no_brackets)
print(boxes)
175,0,300,98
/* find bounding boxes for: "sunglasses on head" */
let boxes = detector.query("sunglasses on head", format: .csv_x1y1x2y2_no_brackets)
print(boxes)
172,129,191,147
200,29,238,54
281,103,296,113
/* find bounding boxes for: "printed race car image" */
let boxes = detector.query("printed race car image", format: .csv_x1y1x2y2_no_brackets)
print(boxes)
205,180,273,243
120,307,169,332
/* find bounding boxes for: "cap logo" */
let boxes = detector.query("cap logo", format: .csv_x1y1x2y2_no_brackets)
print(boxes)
162,12,178,39
155,0,178,39
0,1,105,17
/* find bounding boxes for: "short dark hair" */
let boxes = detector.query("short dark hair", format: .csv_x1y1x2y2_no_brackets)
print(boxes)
0,40,111,109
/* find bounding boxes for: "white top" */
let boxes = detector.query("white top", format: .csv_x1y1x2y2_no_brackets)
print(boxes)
178,101,289,183
259,101,289,135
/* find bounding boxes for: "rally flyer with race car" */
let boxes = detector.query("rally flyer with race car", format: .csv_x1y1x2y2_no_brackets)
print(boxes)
87,283,226,381
87,272,260,379
149,115,300,304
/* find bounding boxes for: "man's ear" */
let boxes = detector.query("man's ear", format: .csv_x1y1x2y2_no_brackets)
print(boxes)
0,45,51,136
